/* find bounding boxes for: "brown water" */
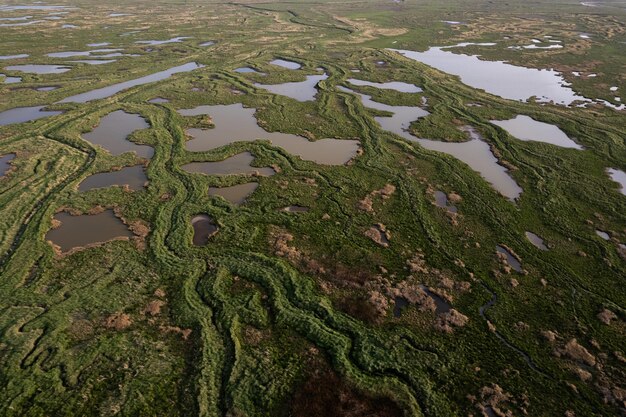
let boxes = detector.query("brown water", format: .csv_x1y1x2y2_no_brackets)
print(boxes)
208,182,258,205
46,210,133,253
191,214,218,246
254,73,328,102
78,165,148,191
82,110,153,158
179,104,359,165
496,245,522,272
182,152,276,177
0,153,15,176
525,231,548,250
491,115,582,149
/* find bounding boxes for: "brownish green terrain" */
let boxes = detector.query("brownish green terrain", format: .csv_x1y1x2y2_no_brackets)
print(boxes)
0,0,625,416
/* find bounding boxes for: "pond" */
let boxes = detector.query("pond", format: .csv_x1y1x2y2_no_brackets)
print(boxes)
208,182,259,205
338,86,429,141
525,231,548,250
390,47,588,105
60,62,204,103
0,106,62,126
46,210,133,253
491,115,582,149
148,97,169,103
47,48,122,58
417,128,523,201
182,152,276,177
5,64,71,74
0,153,16,176
136,36,191,46
270,59,301,69
82,110,153,158
70,59,116,65
434,190,458,213
254,73,328,102
607,168,626,196
1,74,22,83
393,296,409,317
235,67,265,75
595,230,610,240
78,165,148,191
346,78,422,93
179,103,359,165
496,245,522,272
419,285,451,313
340,86,520,199
0,54,29,60
191,214,218,246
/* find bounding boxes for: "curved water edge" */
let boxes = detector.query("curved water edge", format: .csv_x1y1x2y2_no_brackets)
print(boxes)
82,110,153,158
0,153,16,176
346,78,422,93
179,103,359,165
270,59,301,70
496,245,522,272
78,165,148,191
525,232,548,251
254,73,329,102
0,106,62,126
0,62,205,126
607,168,626,196
491,115,582,149
191,214,218,246
208,182,259,205
388,46,623,109
60,62,204,103
46,210,133,253
182,152,276,177
340,86,521,200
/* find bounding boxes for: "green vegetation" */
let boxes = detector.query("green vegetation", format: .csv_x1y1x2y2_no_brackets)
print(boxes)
0,1,624,416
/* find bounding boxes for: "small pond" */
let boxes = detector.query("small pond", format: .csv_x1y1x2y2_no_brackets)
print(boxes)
46,210,133,253
82,110,153,158
78,165,147,191
191,214,218,246
182,152,276,177
208,182,259,205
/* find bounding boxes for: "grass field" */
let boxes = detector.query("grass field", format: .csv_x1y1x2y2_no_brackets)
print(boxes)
0,1,625,416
